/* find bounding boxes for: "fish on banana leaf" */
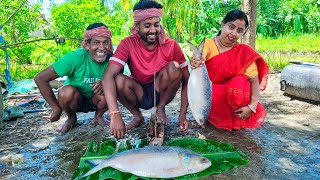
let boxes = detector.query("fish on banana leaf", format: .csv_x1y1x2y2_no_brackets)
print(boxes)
81,146,211,178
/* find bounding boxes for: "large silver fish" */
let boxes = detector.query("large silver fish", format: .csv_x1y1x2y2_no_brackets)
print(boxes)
81,146,211,178
187,40,212,126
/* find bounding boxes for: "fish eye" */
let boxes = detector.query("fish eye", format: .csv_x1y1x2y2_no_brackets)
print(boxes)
201,158,208,162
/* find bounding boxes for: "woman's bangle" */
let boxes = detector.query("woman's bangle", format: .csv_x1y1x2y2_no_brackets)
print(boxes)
247,105,256,113
109,111,120,115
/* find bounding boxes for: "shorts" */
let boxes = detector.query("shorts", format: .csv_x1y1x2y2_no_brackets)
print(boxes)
76,95,97,113
138,83,160,110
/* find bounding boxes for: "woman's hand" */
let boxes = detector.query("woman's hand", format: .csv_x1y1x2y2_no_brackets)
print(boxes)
190,55,205,69
234,106,253,120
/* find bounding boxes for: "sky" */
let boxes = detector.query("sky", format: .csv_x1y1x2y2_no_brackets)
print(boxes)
29,0,66,17
29,0,117,17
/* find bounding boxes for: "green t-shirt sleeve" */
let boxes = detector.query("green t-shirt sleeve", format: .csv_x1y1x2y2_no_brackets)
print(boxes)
52,50,80,77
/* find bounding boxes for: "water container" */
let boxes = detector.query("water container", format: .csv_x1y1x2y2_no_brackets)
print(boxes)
280,64,320,102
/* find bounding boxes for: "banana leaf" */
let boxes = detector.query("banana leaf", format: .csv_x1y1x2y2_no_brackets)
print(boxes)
71,138,249,180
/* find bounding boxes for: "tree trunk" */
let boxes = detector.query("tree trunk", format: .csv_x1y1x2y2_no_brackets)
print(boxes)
190,0,197,39
241,0,258,49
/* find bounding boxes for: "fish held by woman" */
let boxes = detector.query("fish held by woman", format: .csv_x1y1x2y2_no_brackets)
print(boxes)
81,146,211,178
187,40,212,126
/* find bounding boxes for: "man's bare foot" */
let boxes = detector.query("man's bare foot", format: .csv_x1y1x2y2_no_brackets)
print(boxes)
93,116,109,129
156,108,168,125
57,118,77,134
126,115,144,130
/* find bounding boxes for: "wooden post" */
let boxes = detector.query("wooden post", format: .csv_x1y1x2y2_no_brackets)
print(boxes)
241,0,258,49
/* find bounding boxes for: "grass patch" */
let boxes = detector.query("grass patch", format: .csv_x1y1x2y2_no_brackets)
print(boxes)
256,34,320,70
260,51,320,71
256,34,320,53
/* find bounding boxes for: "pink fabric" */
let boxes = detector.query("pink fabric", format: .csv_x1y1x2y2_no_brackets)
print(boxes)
130,8,167,44
81,26,113,51
110,35,187,84
132,8,162,25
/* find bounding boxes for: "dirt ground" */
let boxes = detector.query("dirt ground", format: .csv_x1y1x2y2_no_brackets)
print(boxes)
0,72,319,180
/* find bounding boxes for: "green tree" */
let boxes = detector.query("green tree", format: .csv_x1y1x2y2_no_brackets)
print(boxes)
257,0,320,36
1,0,46,64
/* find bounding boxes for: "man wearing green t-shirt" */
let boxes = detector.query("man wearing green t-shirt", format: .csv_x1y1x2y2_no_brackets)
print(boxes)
35,23,112,134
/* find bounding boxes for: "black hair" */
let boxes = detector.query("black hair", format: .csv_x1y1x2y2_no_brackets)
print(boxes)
86,23,108,30
133,0,162,11
85,23,108,43
217,9,249,36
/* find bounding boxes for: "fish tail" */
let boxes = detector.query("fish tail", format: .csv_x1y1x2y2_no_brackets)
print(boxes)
81,160,106,178
81,164,104,178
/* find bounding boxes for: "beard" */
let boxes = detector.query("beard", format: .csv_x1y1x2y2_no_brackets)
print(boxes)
94,57,106,63
92,51,109,63
139,32,159,45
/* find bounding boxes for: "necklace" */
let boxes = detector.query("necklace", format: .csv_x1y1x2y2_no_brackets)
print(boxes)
216,36,235,48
